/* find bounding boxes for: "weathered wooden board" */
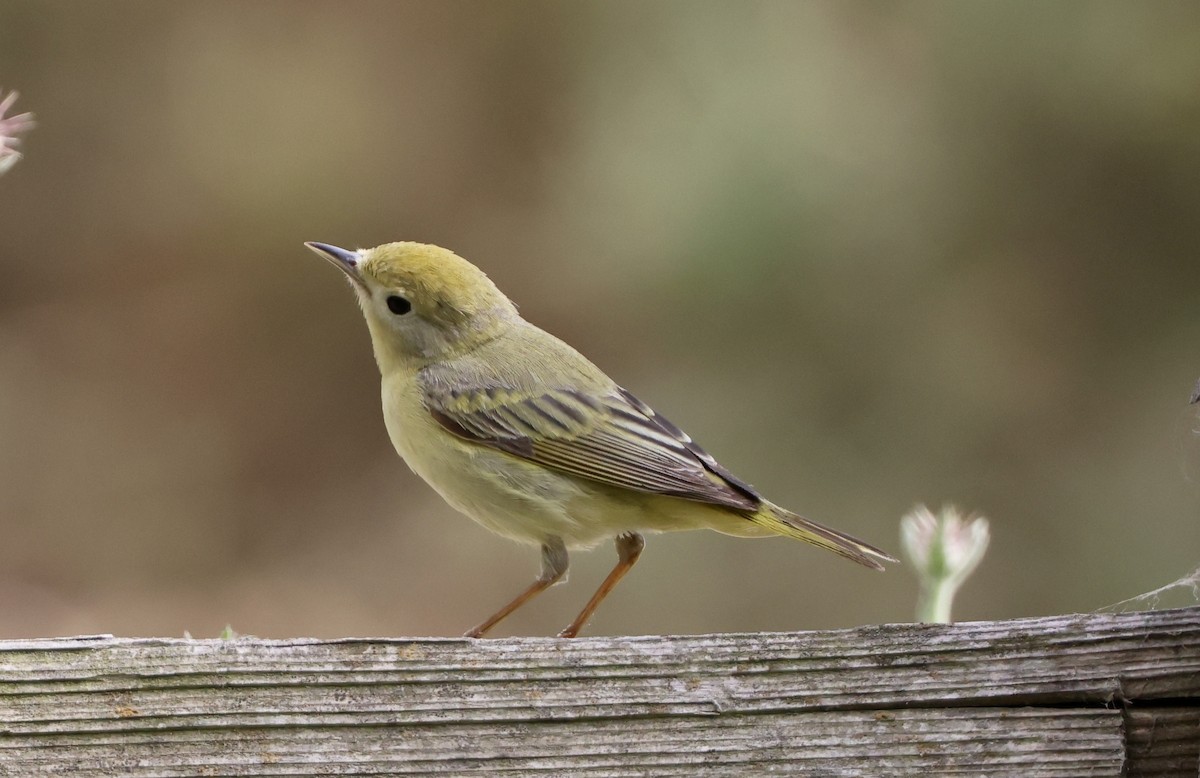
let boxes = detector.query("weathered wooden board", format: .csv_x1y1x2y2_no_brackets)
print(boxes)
0,709,1124,776
0,607,1196,775
1126,708,1200,778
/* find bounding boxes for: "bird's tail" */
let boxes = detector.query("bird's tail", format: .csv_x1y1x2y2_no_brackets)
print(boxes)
749,503,898,571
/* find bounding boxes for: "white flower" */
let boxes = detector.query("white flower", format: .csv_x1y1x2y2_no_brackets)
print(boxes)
900,504,990,623
0,89,35,175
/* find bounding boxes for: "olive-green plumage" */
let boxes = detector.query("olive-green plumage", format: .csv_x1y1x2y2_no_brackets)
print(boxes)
306,240,896,637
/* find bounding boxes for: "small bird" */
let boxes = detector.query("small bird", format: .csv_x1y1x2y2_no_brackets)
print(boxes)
306,241,897,637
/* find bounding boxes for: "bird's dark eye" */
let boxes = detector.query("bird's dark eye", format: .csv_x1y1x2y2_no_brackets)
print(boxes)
386,295,412,315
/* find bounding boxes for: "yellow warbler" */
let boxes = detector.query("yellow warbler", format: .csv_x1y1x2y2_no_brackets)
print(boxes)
306,241,896,637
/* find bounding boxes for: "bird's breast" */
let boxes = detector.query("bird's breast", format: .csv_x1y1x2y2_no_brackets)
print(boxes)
379,374,595,545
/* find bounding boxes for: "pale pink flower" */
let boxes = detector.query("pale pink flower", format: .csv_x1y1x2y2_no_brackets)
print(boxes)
0,89,35,175
900,504,990,623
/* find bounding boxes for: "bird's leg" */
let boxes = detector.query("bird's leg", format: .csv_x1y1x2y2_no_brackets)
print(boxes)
557,532,645,638
464,537,568,638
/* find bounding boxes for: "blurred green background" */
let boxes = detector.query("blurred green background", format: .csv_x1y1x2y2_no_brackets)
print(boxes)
2,1,1199,640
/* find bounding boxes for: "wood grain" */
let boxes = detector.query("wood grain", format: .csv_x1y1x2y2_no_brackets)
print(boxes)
0,607,1197,775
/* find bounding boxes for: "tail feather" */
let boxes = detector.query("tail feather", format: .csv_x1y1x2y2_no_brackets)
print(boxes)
750,504,898,571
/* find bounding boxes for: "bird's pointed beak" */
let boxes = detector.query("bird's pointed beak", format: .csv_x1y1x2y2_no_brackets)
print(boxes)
304,241,368,290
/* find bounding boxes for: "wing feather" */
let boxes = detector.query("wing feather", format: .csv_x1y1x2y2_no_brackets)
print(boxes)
422,380,761,511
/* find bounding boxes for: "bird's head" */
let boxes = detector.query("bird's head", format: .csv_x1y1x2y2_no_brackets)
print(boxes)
306,241,519,369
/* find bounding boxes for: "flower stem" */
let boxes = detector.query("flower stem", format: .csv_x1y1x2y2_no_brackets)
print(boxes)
916,579,955,623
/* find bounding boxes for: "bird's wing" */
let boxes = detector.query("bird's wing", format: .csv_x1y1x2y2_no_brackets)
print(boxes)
422,380,762,511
